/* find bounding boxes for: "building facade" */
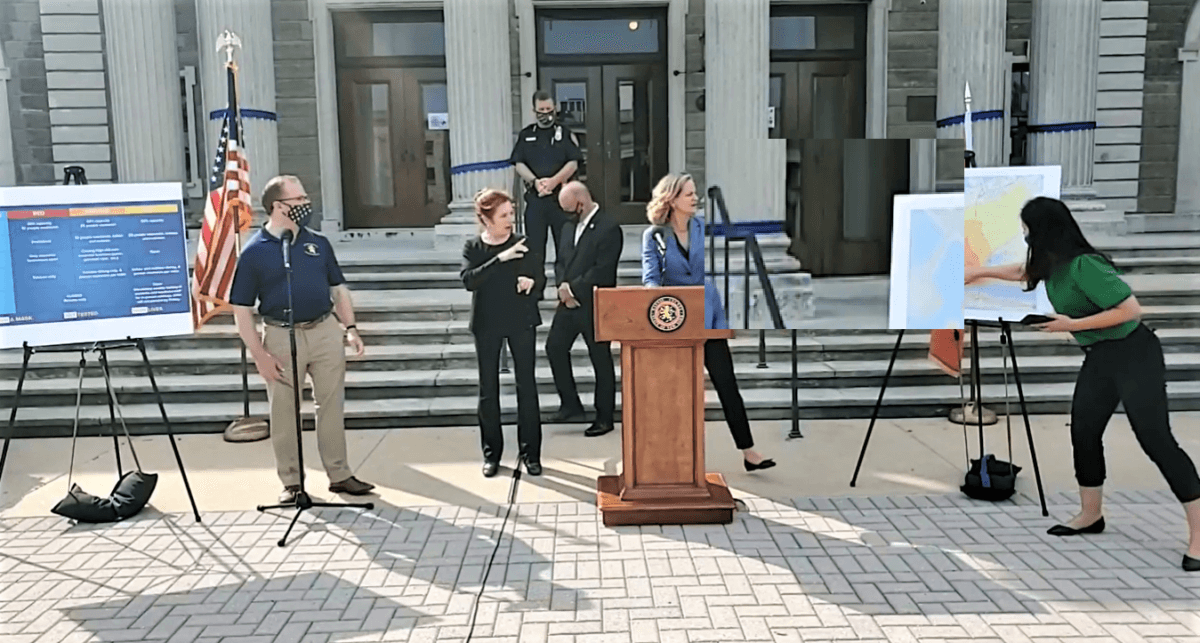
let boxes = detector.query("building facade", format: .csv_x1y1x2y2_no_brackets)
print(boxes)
0,0,1195,241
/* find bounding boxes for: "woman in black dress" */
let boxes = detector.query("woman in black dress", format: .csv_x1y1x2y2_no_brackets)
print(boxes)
460,188,543,477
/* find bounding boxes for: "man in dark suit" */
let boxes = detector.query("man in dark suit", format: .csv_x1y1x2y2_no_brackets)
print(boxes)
546,181,623,437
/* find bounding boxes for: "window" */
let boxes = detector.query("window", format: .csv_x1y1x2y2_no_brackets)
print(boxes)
769,5,866,59
334,11,446,63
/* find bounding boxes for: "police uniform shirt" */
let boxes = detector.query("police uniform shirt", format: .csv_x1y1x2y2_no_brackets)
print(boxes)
229,226,346,323
508,123,583,195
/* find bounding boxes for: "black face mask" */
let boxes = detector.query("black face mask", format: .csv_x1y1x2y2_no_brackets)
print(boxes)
535,112,555,128
286,202,313,227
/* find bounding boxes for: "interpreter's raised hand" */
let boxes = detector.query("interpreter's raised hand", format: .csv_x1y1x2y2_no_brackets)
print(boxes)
252,349,291,387
497,240,528,262
517,276,535,295
1033,313,1077,334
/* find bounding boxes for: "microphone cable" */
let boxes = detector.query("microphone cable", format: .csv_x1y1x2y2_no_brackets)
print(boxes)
463,453,524,642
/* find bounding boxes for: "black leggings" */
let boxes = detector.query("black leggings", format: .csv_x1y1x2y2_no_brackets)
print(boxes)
705,338,754,450
1071,324,1200,503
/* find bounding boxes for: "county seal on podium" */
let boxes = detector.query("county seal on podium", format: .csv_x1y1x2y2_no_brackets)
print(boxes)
648,295,685,332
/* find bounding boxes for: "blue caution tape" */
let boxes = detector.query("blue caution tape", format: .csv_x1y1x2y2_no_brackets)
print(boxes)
708,220,787,238
936,110,1005,128
209,108,277,122
1027,121,1097,134
451,160,515,175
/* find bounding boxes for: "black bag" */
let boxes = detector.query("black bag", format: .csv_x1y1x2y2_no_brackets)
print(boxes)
961,454,1021,502
53,471,158,523
958,332,1021,502
51,356,157,523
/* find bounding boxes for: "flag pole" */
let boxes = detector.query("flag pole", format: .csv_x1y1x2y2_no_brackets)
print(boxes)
216,30,268,441
950,80,997,427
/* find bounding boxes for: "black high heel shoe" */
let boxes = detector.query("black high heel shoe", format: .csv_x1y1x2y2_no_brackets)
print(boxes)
1047,516,1105,536
1184,555,1200,572
744,458,776,472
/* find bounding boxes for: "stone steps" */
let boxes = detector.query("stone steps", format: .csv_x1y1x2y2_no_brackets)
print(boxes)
5,325,1200,435
7,350,1200,409
1124,213,1200,234
11,380,1200,438
8,320,1198,370
5,231,1196,436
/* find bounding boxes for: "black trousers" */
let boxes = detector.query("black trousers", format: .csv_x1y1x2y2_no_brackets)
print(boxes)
1071,324,1200,503
546,305,615,425
474,327,542,464
705,338,755,450
523,193,568,294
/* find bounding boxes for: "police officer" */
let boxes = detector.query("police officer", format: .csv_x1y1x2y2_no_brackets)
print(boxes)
509,90,583,298
230,175,375,504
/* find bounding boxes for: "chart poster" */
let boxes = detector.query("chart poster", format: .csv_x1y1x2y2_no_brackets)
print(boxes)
0,182,193,349
888,193,965,330
965,165,1060,322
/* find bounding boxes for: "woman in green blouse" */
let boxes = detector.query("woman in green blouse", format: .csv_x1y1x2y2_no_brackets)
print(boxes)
966,197,1200,572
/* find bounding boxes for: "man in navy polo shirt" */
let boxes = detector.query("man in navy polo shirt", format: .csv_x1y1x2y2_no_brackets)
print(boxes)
230,175,375,504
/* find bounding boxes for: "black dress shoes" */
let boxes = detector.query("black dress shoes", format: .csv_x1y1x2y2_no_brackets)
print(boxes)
1047,516,1105,536
1184,555,1200,572
744,459,777,472
552,406,587,423
525,461,543,476
584,422,614,437
482,461,499,478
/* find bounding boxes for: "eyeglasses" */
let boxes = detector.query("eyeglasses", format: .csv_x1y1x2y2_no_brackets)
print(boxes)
279,195,309,203
535,108,555,115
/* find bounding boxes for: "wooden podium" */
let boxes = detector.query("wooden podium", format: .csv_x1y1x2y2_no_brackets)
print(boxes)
592,286,736,526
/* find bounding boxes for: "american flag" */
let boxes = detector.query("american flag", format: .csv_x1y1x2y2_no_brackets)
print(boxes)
192,63,253,329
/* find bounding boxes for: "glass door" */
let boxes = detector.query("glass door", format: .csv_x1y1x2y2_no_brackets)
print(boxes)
601,64,668,225
337,68,411,228
539,66,603,192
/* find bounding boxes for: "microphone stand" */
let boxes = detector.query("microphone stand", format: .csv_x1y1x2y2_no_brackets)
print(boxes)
256,227,373,547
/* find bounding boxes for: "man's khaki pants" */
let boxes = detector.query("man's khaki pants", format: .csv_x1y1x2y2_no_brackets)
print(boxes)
262,315,354,487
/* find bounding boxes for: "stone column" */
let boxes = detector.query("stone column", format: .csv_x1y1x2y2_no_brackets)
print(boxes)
102,0,185,182
1176,34,1200,215
0,45,14,186
434,0,514,250
704,0,773,223
935,0,1006,168
1027,0,1102,192
196,0,279,212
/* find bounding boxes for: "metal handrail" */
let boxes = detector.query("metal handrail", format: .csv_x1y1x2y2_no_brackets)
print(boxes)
704,185,786,330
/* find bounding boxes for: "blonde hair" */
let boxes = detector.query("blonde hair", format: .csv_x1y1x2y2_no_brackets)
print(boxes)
645,173,693,226
473,188,513,227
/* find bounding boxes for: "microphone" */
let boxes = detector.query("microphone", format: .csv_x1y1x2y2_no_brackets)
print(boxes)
281,229,293,270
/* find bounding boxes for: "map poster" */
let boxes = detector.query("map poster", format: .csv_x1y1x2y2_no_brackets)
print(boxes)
965,165,1060,322
888,193,965,330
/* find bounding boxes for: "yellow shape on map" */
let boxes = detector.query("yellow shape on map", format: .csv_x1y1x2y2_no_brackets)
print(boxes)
965,181,1033,269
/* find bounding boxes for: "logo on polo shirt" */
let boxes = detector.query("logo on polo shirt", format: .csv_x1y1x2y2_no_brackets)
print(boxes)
303,243,319,257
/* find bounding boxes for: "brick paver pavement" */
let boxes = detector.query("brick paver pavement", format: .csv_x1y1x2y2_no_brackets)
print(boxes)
1,489,1198,643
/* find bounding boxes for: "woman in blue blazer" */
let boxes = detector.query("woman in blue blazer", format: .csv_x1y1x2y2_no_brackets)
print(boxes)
641,173,776,472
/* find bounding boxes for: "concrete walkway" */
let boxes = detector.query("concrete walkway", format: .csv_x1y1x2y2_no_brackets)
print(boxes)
2,414,1199,642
